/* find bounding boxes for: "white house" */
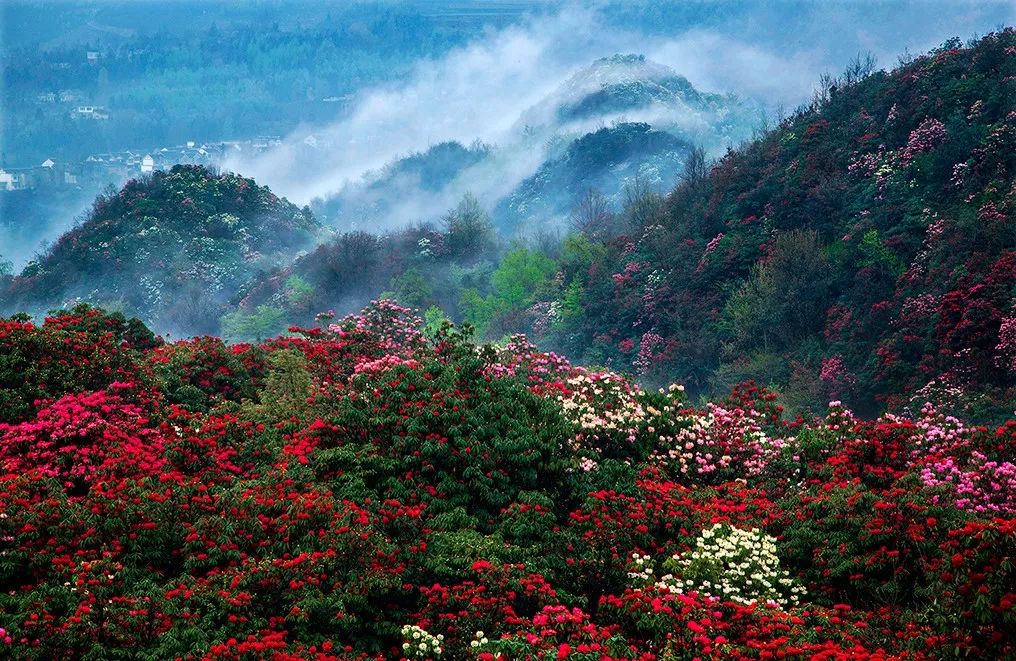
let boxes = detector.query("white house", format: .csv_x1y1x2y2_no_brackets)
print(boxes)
41,158,55,168
72,106,109,120
141,155,155,173
0,169,14,190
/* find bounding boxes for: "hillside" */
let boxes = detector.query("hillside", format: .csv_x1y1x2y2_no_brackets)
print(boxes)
518,53,750,146
238,33,1015,421
508,31,1016,419
7,34,1014,421
0,165,320,334
0,303,1012,658
311,141,491,227
494,122,694,232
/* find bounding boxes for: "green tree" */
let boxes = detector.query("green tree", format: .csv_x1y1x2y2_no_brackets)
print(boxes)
386,268,433,309
422,305,450,340
285,275,316,311
258,349,313,421
458,288,494,336
723,229,832,353
490,246,556,311
857,229,904,279
221,305,286,342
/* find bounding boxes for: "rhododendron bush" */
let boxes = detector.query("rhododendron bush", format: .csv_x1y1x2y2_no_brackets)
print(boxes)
0,301,1013,660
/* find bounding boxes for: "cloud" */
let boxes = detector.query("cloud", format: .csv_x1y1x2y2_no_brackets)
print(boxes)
647,30,822,104
224,6,620,207
223,0,1016,223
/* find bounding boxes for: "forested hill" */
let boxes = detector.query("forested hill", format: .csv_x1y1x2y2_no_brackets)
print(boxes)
0,165,320,334
234,31,1015,420
534,31,1016,419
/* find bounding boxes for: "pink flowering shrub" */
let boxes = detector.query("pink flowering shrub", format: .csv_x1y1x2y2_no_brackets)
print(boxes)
0,389,165,491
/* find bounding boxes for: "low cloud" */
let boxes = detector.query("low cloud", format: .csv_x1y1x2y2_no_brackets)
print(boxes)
226,1,1014,228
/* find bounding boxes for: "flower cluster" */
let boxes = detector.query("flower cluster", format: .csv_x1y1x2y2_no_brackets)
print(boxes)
553,371,646,455
484,334,573,388
401,624,444,658
649,401,787,480
899,118,948,166
651,524,806,609
0,298,1013,660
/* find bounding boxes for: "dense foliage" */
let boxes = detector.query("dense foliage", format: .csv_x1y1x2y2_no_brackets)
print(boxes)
0,301,1013,659
1,165,320,334
526,31,1016,418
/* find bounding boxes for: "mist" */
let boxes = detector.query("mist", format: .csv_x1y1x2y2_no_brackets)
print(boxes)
225,0,1014,233
0,189,97,270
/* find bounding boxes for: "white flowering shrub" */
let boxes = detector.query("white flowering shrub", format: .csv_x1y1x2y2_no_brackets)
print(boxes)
557,372,647,441
648,524,805,609
648,402,788,481
469,630,490,649
554,371,649,469
401,624,444,658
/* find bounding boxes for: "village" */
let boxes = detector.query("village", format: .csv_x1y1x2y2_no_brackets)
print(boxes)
0,137,282,193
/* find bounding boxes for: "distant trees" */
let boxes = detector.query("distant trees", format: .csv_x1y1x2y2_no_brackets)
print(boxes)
490,247,556,312
679,145,709,190
220,304,286,342
723,229,832,354
621,174,665,233
570,189,616,240
443,193,496,262
458,245,556,337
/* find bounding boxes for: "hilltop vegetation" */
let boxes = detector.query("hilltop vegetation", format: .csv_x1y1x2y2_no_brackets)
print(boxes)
494,122,694,232
1,165,320,334
0,303,1013,659
530,31,1016,418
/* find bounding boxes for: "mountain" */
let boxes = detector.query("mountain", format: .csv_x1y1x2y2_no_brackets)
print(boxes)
0,165,320,334
263,32,1015,421
308,54,756,235
517,53,751,145
311,140,491,227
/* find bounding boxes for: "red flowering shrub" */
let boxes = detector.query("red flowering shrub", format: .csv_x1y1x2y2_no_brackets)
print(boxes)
150,336,265,410
0,309,150,423
0,302,1012,660
0,389,165,492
